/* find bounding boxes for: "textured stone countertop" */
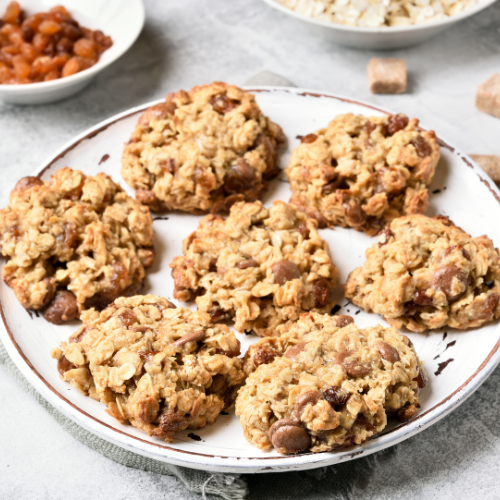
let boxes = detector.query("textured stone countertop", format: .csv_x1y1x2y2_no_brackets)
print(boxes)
2,0,500,498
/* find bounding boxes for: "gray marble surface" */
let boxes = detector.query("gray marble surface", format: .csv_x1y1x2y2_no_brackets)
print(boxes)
1,0,500,498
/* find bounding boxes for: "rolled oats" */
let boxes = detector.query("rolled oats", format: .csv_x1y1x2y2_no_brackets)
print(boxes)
170,200,339,337
51,295,245,442
235,312,423,454
122,82,285,215
285,113,440,235
277,0,478,28
0,167,155,323
344,215,500,331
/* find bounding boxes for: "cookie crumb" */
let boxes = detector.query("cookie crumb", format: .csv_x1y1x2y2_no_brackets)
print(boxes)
435,358,454,376
99,154,110,165
187,433,202,441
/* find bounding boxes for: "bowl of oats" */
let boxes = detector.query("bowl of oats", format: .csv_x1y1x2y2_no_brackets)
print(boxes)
262,0,497,49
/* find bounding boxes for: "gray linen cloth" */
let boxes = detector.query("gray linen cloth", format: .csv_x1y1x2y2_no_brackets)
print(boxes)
0,71,385,500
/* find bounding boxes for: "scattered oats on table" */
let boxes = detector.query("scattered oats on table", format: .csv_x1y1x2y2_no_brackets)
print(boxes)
170,200,339,337
51,295,245,442
285,113,440,235
122,82,285,214
236,312,425,455
344,214,500,332
276,0,478,27
0,167,155,324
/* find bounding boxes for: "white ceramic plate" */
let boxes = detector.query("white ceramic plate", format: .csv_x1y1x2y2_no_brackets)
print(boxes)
262,0,498,49
0,0,144,105
1,87,500,473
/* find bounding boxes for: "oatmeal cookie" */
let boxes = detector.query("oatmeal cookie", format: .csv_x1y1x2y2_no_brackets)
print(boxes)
170,200,339,337
0,168,155,324
122,82,285,214
344,215,500,332
242,312,354,376
235,313,424,454
51,295,245,442
285,113,440,235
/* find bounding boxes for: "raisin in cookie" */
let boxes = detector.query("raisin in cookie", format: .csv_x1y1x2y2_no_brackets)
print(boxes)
344,215,500,332
51,295,244,442
285,113,440,235
170,200,339,337
122,82,285,214
0,168,154,324
235,313,424,454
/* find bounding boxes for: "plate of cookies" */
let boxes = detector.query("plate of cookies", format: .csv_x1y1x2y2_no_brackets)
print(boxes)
1,82,500,473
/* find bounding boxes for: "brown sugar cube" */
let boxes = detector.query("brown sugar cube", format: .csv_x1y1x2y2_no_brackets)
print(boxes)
470,154,500,183
475,74,500,118
367,58,406,94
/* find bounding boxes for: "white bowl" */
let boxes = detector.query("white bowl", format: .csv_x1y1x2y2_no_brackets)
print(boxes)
262,0,498,49
0,0,145,105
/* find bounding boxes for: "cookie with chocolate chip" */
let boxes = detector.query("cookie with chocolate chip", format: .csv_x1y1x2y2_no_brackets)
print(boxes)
122,82,285,214
51,295,245,442
0,167,155,324
236,313,424,454
170,200,339,337
242,312,354,376
285,113,440,235
344,214,500,331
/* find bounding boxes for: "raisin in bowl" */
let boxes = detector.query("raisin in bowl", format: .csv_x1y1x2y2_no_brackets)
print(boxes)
0,0,144,104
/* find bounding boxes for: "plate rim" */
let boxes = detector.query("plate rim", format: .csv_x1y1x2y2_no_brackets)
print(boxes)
2,85,500,473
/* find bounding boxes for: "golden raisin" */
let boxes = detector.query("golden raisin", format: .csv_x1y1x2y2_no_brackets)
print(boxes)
48,6,71,23
60,22,80,40
32,32,50,51
38,20,61,35
20,43,38,62
73,38,95,59
44,70,59,81
22,13,45,31
61,56,79,77
9,30,24,46
12,54,30,78
2,2,22,24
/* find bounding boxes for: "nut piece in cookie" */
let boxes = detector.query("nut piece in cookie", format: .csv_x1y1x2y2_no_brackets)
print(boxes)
170,200,339,337
285,113,440,235
50,295,245,442
122,82,285,214
235,313,423,454
344,214,500,332
367,58,407,94
0,167,155,323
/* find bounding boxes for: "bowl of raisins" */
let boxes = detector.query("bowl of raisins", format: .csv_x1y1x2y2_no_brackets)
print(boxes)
0,0,145,104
